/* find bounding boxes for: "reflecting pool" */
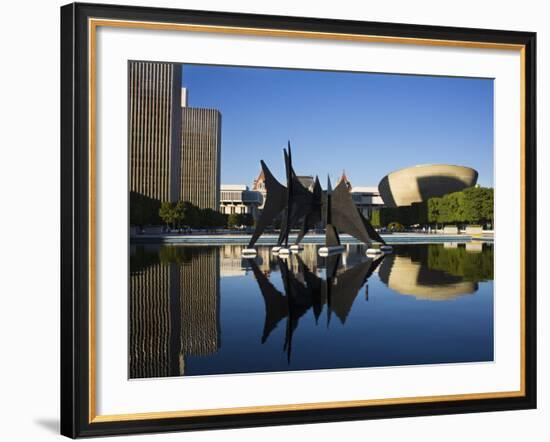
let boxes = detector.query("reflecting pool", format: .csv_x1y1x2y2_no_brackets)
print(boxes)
129,242,494,379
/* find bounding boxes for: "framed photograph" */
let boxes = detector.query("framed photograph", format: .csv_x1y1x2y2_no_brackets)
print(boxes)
60,2,537,438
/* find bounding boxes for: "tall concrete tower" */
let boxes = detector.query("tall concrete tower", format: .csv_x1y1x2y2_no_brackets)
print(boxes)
180,107,221,210
128,61,182,202
128,62,221,213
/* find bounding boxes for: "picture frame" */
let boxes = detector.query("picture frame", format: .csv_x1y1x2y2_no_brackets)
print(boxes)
60,2,537,438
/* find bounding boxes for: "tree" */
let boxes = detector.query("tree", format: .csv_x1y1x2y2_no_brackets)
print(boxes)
438,194,452,224
481,188,494,226
377,186,494,228
181,202,200,228
159,202,176,229
130,191,161,227
461,187,494,226
241,213,254,227
379,206,399,227
462,187,483,223
200,208,223,229
227,213,240,228
410,202,427,226
436,191,465,225
173,201,185,228
387,221,404,232
427,197,441,226
370,209,381,228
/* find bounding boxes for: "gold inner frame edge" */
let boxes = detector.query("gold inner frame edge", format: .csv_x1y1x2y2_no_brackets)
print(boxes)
87,17,527,423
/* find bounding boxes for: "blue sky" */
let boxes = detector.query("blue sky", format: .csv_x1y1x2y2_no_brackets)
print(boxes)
182,64,494,188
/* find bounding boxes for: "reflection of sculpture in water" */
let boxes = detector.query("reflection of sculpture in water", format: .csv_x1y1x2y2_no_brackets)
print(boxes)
129,247,220,379
247,253,384,363
221,244,293,276
378,253,478,301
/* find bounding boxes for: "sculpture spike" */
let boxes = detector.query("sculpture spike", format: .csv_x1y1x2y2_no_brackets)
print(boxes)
246,160,287,249
330,179,385,246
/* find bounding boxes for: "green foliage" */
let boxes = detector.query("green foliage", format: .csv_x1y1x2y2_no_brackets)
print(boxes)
427,243,494,281
438,191,465,224
159,201,177,228
129,191,161,227
173,201,185,227
410,202,428,225
158,245,195,265
427,197,441,224
379,207,397,226
370,209,381,228
241,213,254,227
177,201,199,228
387,221,404,232
200,208,226,228
482,190,494,224
227,213,253,228
158,200,227,230
227,213,240,227
378,187,494,228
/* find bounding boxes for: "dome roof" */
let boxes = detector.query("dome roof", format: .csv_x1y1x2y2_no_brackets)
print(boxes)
378,164,478,207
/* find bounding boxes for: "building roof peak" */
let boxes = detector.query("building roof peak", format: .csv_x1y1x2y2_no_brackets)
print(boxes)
337,169,352,190
252,168,266,190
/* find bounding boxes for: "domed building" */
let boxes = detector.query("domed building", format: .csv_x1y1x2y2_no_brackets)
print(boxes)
378,164,478,207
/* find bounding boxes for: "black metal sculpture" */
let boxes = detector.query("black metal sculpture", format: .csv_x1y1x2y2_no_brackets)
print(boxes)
295,176,323,245
320,176,344,253
242,141,389,256
320,177,387,254
244,160,287,252
243,141,319,255
277,143,320,251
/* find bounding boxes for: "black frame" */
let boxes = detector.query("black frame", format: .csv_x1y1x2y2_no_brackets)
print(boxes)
61,2,537,438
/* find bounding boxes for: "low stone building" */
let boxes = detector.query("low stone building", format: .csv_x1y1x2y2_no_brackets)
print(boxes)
351,186,386,219
219,184,262,219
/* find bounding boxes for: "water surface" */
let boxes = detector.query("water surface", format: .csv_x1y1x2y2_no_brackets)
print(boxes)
129,242,493,379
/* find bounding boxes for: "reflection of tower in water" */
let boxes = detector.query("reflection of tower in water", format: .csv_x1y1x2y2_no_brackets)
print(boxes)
129,262,172,379
181,249,220,364
129,247,220,379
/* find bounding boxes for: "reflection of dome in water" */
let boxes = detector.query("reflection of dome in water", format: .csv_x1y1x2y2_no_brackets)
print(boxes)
378,254,477,300
378,164,478,207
